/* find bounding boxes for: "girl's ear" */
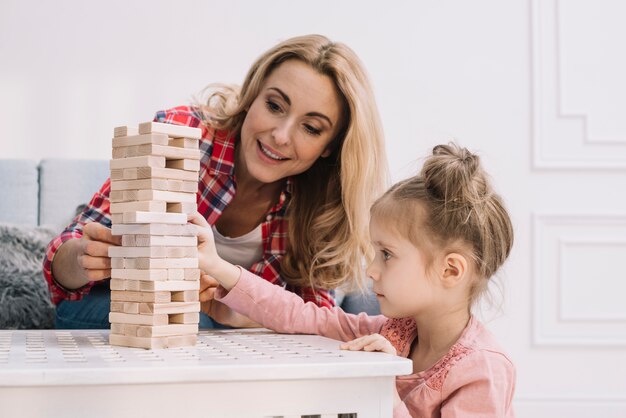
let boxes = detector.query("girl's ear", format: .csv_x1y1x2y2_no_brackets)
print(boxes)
440,253,468,288
320,147,332,158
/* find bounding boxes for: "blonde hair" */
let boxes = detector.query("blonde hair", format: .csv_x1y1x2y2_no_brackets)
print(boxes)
198,34,388,291
371,143,513,305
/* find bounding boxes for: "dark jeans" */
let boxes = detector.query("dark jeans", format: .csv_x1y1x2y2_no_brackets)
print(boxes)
56,284,230,329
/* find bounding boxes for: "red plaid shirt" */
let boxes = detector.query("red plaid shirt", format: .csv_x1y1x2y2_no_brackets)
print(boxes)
43,105,335,308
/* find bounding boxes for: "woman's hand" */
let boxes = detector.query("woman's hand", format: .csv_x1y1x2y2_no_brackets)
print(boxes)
52,222,122,289
199,272,262,328
340,333,397,355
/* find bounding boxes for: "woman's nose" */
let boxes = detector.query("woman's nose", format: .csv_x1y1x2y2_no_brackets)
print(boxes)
272,121,292,146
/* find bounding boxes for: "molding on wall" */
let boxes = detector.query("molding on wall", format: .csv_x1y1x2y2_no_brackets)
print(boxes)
532,213,626,346
531,0,626,169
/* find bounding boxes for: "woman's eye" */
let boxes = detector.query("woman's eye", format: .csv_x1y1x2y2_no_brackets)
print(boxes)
265,100,282,113
303,124,322,136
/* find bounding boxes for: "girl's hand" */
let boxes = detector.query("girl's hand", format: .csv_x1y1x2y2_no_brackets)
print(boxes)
187,212,220,273
199,272,262,328
340,333,397,355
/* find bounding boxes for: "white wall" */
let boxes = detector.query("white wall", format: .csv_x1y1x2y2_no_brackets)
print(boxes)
2,1,626,416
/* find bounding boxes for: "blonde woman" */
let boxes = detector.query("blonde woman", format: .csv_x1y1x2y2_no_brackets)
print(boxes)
44,34,388,328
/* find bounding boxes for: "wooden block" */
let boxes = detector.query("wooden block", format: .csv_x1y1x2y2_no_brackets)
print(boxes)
110,200,166,213
169,312,200,324
135,189,196,203
139,280,200,291
111,268,168,281
139,302,200,315
110,178,170,191
122,302,140,314
109,312,169,326
167,246,198,258
138,121,202,140
109,155,165,169
165,159,200,172
136,324,198,338
110,213,123,224
114,126,139,138
110,289,171,303
122,211,187,224
108,246,168,258
110,301,124,312
111,223,197,236
112,132,169,147
112,257,199,269
114,144,201,160
171,290,199,302
109,333,197,349
169,180,198,193
167,202,197,214
167,269,184,281
129,166,199,181
169,137,199,149
110,168,125,180
124,235,197,247
110,323,140,337
183,269,201,280
110,258,125,269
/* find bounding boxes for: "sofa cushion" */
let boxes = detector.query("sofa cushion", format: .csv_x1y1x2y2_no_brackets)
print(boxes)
0,223,57,329
39,159,109,229
0,159,39,226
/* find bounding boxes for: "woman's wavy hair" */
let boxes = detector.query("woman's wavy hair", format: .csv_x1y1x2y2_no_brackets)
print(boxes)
198,34,388,292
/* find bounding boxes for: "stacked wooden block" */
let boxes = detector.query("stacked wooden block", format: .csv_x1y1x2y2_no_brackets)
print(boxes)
108,122,202,349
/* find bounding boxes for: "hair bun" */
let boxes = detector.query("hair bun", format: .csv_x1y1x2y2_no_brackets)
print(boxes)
422,143,487,206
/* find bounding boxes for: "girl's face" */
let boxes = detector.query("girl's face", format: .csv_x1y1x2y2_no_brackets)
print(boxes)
366,215,441,319
238,59,344,185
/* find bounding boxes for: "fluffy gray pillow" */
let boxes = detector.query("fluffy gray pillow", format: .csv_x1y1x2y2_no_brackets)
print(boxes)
0,223,57,329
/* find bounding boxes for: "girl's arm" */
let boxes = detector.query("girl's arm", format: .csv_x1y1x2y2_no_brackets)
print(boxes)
188,212,387,341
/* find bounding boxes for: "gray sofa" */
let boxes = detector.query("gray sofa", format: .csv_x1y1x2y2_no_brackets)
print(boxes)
0,159,379,329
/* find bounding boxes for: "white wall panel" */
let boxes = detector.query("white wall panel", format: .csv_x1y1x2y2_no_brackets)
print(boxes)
532,0,626,168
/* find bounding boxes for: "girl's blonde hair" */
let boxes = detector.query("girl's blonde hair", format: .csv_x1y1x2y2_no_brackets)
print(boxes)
198,34,388,291
371,143,513,304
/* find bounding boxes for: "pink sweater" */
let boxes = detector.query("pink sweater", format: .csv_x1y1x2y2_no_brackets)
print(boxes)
216,268,516,418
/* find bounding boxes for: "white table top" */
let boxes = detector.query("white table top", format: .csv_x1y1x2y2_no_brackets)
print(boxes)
0,329,413,387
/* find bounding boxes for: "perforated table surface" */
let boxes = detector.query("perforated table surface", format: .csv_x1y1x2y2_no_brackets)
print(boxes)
0,329,411,418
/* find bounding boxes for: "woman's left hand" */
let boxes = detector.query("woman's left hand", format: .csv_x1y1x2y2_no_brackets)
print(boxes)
340,333,397,355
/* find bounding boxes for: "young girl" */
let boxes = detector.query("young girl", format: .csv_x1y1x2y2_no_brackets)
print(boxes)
190,143,516,417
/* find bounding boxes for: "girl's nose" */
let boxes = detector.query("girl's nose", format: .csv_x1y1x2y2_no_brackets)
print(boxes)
366,264,379,281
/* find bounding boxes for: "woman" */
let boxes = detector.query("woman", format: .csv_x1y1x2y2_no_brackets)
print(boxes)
43,34,388,328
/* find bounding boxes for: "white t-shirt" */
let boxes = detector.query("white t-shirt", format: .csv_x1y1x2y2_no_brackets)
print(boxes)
212,224,263,269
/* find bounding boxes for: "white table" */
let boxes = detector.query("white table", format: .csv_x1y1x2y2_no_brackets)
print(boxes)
0,329,412,418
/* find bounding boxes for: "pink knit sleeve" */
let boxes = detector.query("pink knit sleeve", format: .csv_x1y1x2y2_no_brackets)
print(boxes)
215,268,387,342
440,349,516,417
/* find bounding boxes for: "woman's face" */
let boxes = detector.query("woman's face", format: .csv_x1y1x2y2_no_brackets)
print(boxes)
238,59,344,185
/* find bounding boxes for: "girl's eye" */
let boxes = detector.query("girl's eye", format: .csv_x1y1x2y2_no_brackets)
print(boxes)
381,250,392,261
265,100,282,113
303,124,322,136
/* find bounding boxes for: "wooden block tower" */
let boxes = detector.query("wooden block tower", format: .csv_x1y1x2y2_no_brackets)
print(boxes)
108,122,203,349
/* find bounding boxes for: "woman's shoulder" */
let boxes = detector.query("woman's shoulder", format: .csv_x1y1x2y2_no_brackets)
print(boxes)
153,105,204,128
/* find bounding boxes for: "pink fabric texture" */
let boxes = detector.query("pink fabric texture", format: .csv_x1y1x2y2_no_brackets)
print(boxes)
216,268,516,418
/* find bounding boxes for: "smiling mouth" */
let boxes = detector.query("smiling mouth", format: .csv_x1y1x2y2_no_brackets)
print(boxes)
258,140,289,161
